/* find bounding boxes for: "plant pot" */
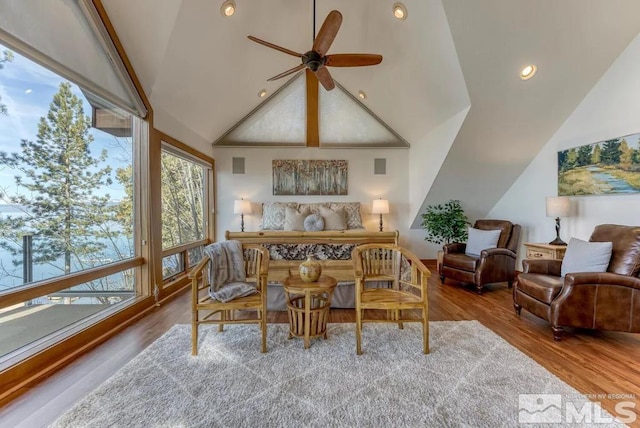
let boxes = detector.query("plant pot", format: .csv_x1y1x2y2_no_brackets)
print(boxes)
437,250,444,275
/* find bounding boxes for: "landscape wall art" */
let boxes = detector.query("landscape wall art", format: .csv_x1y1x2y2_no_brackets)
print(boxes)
558,132,640,196
272,160,348,195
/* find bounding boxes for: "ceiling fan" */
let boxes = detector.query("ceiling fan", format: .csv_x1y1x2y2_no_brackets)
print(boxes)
247,9,383,91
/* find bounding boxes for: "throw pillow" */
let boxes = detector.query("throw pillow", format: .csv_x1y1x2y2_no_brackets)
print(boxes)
465,227,502,256
304,213,325,231
284,206,311,231
260,202,297,230
319,206,347,230
561,238,613,277
298,202,330,214
330,202,364,229
209,282,257,302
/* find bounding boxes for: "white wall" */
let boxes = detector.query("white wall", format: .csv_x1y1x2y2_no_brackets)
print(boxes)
407,106,470,258
212,147,420,248
489,33,640,267
154,105,212,155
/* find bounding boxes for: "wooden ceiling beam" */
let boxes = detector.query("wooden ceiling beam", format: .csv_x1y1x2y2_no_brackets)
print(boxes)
306,69,319,147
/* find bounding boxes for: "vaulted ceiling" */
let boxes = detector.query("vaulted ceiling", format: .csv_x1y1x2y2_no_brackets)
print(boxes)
102,0,640,222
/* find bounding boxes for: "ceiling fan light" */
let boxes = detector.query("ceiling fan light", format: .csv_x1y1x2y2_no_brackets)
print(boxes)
358,90,367,100
220,0,235,17
392,3,407,20
520,64,537,80
258,89,267,98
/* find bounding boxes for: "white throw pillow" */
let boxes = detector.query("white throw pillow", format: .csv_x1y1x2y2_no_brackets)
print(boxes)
560,238,612,277
330,202,364,229
319,206,347,230
284,206,311,231
465,227,502,256
260,202,297,230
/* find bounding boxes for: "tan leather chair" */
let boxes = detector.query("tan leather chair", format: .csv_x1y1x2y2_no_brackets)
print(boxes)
514,224,640,341
440,220,521,294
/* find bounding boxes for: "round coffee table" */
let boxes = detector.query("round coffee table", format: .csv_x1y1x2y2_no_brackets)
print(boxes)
282,274,337,349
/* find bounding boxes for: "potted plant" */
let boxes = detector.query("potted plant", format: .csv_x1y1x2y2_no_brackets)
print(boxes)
420,199,470,273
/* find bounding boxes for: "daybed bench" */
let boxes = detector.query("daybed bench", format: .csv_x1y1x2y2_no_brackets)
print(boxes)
226,229,398,310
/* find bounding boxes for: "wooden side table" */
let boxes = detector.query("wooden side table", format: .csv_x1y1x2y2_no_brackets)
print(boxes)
282,275,337,349
523,242,567,260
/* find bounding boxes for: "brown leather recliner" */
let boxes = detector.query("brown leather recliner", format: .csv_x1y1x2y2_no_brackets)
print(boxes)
440,220,521,294
514,224,640,341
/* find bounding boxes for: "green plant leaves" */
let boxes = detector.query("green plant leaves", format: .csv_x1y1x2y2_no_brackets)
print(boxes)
420,199,470,244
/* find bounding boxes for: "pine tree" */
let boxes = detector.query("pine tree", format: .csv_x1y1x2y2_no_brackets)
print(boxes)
0,50,14,115
0,82,117,284
600,139,621,165
576,144,593,167
558,150,569,172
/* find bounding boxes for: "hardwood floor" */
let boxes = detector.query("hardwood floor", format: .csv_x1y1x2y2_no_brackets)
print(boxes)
1,262,639,427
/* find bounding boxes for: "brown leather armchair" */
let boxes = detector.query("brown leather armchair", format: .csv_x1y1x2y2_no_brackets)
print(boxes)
440,220,521,294
514,224,640,341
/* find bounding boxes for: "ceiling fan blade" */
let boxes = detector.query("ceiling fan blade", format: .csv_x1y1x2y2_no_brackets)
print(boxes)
312,10,342,56
247,35,302,58
267,64,306,81
325,54,383,67
314,66,335,91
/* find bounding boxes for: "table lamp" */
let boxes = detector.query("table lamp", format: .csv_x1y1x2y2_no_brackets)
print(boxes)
372,198,389,232
233,198,252,232
545,196,570,245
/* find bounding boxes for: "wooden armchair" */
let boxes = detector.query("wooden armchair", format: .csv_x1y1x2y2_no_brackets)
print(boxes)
189,244,269,355
352,244,431,355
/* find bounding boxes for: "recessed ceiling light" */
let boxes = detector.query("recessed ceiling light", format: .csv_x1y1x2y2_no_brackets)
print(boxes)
258,89,267,98
520,64,537,80
392,3,407,20
358,90,367,100
220,0,235,17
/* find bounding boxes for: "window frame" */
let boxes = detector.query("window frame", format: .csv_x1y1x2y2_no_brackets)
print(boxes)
0,0,163,401
159,139,215,285
0,74,148,368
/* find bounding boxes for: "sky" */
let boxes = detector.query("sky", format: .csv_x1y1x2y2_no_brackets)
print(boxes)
0,44,131,202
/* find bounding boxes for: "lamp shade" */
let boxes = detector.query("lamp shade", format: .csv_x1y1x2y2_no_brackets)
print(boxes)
233,199,252,214
545,196,570,218
371,199,390,215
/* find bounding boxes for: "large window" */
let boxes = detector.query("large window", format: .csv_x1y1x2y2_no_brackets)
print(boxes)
0,45,141,359
160,145,210,281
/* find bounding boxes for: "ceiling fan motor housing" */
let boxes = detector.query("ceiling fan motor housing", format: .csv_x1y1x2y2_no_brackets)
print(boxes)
303,50,325,71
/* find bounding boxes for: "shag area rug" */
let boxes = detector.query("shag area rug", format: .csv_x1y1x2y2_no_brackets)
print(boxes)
52,321,619,427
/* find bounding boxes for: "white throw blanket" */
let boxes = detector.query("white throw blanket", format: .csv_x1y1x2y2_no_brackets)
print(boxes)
204,240,256,302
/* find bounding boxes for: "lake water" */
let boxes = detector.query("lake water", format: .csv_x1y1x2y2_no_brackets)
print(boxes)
587,166,638,193
0,205,133,294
